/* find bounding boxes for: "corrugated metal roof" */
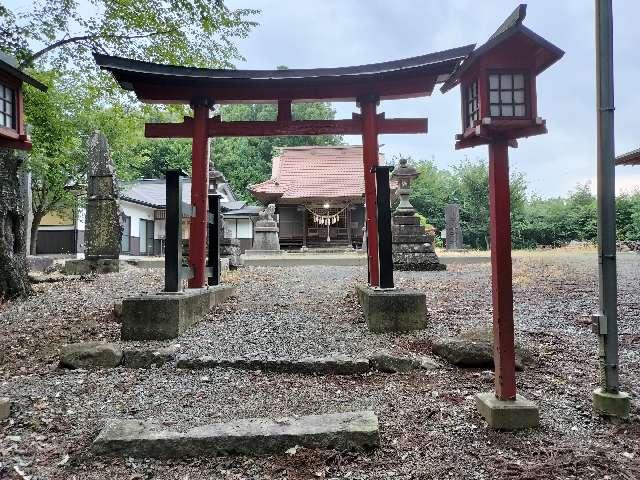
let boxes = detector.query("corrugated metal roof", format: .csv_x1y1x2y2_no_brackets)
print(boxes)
250,146,381,204
616,148,640,166
119,179,255,212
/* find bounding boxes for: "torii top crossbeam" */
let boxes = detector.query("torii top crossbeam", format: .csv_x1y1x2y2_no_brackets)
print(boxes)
94,44,475,289
94,45,473,104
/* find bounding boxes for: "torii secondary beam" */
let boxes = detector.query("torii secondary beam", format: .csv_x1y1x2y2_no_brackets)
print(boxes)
145,115,428,138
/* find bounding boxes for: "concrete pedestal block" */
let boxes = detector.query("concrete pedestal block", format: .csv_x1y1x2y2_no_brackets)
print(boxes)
355,284,427,333
475,392,540,430
592,388,631,418
64,258,120,275
121,285,236,340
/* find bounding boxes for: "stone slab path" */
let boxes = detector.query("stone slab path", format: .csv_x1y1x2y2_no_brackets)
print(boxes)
93,411,379,457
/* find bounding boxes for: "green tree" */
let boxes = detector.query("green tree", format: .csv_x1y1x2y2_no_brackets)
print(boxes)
1,0,258,69
23,72,82,254
408,158,456,231
0,0,259,265
566,183,597,241
616,191,640,241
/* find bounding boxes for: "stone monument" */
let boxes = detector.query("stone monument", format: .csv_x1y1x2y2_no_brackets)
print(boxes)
245,204,281,256
444,203,464,250
65,132,120,274
391,158,444,271
209,169,242,268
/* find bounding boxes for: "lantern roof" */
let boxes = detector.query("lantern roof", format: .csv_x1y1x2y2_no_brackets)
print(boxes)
0,52,47,91
93,44,475,104
440,4,564,93
391,158,418,179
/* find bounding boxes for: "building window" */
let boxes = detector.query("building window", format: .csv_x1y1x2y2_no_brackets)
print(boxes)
489,73,527,118
0,83,15,130
465,80,479,128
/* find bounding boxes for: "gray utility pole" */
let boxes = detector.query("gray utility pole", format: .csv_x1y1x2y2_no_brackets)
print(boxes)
592,0,630,417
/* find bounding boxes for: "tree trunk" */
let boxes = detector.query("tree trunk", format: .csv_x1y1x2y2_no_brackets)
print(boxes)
30,212,44,255
0,148,32,298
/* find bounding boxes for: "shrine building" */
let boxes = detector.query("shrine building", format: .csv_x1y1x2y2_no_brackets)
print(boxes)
250,145,384,249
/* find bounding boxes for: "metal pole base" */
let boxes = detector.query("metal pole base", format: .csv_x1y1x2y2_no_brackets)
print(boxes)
592,388,631,418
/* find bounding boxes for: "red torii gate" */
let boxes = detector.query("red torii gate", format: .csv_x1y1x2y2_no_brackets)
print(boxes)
94,46,474,287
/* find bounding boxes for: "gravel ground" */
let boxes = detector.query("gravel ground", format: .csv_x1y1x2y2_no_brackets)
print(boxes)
0,250,639,479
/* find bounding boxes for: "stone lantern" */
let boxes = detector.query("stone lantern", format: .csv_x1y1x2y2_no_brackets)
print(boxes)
392,158,419,216
390,158,444,271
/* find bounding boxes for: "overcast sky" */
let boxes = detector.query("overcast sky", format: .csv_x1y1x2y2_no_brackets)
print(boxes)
9,0,640,197
225,0,640,198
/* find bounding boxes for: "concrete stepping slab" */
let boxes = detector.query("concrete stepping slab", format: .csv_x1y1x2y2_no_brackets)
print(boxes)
176,354,371,375
93,411,379,458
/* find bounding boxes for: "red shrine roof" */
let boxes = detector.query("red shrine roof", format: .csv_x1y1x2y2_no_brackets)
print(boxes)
93,45,474,104
616,148,640,166
250,146,382,204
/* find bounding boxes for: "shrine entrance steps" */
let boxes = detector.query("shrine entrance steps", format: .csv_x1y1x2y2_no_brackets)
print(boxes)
241,251,366,267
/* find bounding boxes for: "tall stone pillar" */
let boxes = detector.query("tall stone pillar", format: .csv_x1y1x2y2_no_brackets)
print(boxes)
444,203,464,250
65,132,120,274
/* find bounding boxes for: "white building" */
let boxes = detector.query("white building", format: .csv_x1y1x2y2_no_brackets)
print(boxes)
36,177,260,255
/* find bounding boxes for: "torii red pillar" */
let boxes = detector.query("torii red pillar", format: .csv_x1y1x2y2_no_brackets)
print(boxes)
359,95,380,287
188,100,212,288
488,141,517,400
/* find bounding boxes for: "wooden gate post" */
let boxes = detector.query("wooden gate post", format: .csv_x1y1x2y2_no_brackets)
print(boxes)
359,94,381,287
188,99,212,288
488,141,517,400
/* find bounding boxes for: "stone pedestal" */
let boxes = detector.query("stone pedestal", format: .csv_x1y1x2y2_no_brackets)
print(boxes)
392,215,445,271
592,388,631,418
64,258,120,275
475,392,540,430
246,204,280,255
121,284,236,340
355,284,427,333
221,237,243,268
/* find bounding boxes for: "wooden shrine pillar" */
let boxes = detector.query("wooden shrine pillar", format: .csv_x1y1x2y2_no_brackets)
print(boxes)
488,141,517,400
359,95,380,287
346,204,352,246
188,99,212,288
302,206,308,247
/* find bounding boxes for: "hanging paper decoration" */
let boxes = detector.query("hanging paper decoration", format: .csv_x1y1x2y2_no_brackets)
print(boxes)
306,205,348,242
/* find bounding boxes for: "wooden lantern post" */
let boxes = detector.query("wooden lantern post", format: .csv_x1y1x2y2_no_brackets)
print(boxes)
441,4,564,428
488,140,517,399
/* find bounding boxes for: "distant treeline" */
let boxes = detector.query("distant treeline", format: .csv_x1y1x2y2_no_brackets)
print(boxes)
408,159,640,250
